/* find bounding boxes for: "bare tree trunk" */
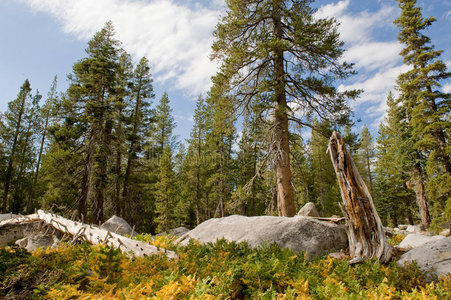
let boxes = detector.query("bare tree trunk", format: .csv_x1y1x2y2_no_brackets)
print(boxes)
328,131,392,263
273,4,295,217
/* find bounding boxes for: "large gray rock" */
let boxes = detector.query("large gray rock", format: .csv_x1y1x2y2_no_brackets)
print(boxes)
169,227,190,237
177,215,348,259
0,213,19,222
15,235,60,252
297,202,320,217
0,222,36,247
100,215,135,236
406,225,423,234
399,233,445,249
398,237,451,280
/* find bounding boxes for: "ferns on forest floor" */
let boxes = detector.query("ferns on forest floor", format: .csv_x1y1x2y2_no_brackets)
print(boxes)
0,237,449,299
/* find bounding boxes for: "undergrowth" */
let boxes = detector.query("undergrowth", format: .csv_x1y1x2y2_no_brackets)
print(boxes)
0,236,449,299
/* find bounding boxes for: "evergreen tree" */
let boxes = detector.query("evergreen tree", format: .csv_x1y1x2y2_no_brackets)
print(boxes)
357,126,375,193
308,120,341,216
149,92,176,156
110,53,132,217
154,145,176,233
205,93,236,218
183,96,210,225
1,80,39,213
233,111,270,216
27,76,59,213
289,128,311,210
211,0,359,216
395,0,450,227
63,21,123,223
373,92,417,225
173,143,191,226
122,57,154,220
139,92,176,233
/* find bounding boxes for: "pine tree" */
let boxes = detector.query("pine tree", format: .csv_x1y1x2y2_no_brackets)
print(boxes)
149,92,176,156
290,129,311,210
233,110,270,216
308,120,341,216
27,76,59,213
138,92,176,233
205,93,236,218
211,0,359,216
183,96,210,224
122,57,154,219
65,21,123,223
154,145,176,233
1,80,34,213
357,126,375,193
11,90,41,213
395,0,450,227
373,92,417,226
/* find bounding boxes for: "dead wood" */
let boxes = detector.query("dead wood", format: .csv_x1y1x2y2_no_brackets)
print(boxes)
328,131,392,263
0,210,177,259
311,216,346,224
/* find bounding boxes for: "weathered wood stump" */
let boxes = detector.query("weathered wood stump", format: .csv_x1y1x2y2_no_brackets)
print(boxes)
328,131,392,263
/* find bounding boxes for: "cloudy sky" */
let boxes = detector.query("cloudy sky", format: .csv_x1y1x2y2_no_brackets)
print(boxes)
0,0,450,141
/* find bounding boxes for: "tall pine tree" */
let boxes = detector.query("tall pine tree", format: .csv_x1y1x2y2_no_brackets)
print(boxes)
395,0,450,227
211,0,359,216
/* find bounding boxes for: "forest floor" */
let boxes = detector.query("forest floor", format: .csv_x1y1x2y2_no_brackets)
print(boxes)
0,234,450,299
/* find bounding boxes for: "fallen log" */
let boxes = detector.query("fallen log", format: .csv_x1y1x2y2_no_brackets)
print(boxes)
0,210,177,259
328,131,392,263
311,216,346,224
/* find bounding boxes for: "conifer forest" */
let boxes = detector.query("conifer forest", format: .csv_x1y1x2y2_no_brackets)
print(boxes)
0,0,450,298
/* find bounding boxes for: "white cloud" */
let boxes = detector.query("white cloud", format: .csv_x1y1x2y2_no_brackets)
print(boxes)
443,83,451,93
343,41,402,71
315,0,350,20
340,65,409,106
315,0,397,44
18,0,222,95
317,0,404,131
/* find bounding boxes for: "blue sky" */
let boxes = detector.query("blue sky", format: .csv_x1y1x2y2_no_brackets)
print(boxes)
0,0,450,142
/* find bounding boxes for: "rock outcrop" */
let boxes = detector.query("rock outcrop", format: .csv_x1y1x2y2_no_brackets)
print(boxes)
169,227,190,237
0,213,19,222
297,202,320,217
178,215,348,259
100,215,135,236
399,233,445,249
15,235,60,252
398,237,451,280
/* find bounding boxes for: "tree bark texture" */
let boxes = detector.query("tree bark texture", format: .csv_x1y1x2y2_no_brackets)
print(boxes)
411,163,430,228
273,3,295,217
328,131,392,263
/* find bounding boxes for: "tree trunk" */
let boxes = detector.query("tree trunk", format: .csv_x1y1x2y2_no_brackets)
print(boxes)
410,162,430,228
93,121,112,225
79,129,94,222
273,4,295,217
328,131,392,263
